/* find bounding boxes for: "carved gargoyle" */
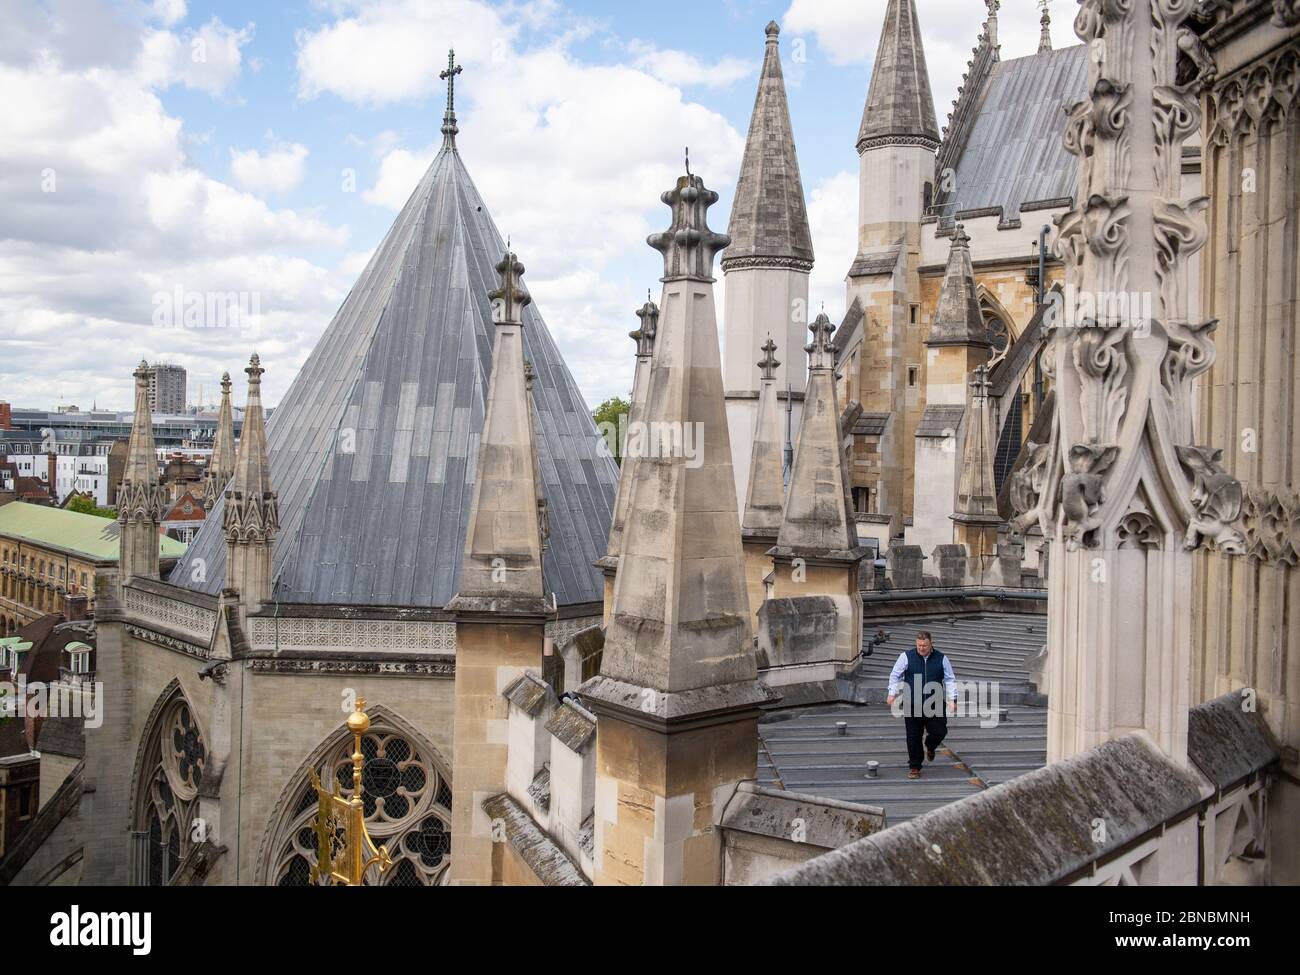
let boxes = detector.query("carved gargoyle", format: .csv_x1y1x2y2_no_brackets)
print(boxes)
1009,440,1054,536
1176,445,1245,554
1060,443,1119,548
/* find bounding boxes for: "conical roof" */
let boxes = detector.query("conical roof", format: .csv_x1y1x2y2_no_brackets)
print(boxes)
857,0,940,152
170,142,617,607
724,22,814,271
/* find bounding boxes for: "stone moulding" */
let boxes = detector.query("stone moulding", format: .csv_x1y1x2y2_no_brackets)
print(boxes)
246,616,457,653
245,658,453,677
856,134,940,154
719,255,814,273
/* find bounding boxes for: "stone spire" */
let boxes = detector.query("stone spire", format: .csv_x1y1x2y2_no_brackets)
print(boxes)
581,170,770,886
598,295,659,613
742,337,785,536
203,371,235,511
223,354,279,611
776,314,857,555
117,359,166,583
856,0,940,153
439,48,464,148
723,22,814,273
1037,1,1052,53
926,226,989,349
952,365,1000,559
447,250,547,614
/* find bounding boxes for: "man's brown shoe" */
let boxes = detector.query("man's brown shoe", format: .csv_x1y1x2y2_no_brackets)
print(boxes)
926,747,936,762
907,768,921,779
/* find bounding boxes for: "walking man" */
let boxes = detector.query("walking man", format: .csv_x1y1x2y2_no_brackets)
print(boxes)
886,631,958,779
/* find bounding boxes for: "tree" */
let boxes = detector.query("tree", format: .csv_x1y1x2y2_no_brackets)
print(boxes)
591,396,631,466
67,494,116,519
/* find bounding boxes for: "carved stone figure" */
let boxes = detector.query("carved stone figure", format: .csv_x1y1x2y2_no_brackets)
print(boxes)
1009,440,1053,536
1060,443,1118,547
1176,445,1245,554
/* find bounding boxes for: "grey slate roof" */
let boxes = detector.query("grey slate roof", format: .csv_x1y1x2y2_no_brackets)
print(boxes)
915,404,965,438
936,45,1088,224
724,22,814,270
169,142,618,608
857,0,940,151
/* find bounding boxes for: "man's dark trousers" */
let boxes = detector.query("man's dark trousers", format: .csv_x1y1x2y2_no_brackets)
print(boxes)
904,715,948,770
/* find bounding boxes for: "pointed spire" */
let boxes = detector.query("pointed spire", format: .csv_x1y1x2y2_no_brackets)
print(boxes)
777,316,857,554
223,354,279,609
117,359,166,583
954,364,999,524
926,225,990,348
203,371,235,511
439,48,464,149
448,249,547,614
857,0,940,153
742,337,785,536
1037,0,1053,53
603,297,660,565
584,168,765,714
723,21,814,273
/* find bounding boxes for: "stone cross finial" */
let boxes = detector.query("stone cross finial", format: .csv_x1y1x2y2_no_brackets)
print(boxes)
758,336,781,381
951,223,971,249
245,352,263,385
220,371,231,391
630,297,658,358
1037,0,1052,53
489,250,531,324
648,173,730,282
440,49,464,142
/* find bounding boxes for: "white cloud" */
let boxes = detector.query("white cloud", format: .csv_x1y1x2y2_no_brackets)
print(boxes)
296,0,509,106
231,142,310,193
362,147,434,209
137,17,253,95
0,5,347,410
151,0,187,27
627,40,752,88
805,169,858,326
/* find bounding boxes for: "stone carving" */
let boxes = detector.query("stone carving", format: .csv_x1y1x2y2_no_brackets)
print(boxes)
1009,440,1054,536
1060,443,1119,548
1176,446,1245,554
1275,0,1300,28
1208,44,1300,146
1242,490,1300,565
1117,510,1161,549
647,172,730,282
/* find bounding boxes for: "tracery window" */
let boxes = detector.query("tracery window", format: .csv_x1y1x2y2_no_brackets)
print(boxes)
270,724,452,886
134,696,207,886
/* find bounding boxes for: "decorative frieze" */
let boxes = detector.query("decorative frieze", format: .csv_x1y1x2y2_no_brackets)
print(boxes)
122,586,216,641
245,658,454,677
246,616,456,654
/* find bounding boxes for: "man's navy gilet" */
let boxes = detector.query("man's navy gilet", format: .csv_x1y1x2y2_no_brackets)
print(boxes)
900,648,947,714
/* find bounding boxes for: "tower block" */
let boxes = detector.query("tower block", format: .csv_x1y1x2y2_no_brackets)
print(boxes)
770,314,867,669
580,172,773,886
447,250,552,885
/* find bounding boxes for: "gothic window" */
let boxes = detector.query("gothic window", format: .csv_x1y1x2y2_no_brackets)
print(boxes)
268,720,452,887
133,693,206,886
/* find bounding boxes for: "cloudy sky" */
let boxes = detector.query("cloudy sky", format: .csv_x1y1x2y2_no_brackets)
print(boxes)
0,0,1079,412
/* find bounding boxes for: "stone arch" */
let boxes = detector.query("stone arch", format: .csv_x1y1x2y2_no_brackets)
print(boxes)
128,677,209,885
255,704,453,886
976,285,1018,366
